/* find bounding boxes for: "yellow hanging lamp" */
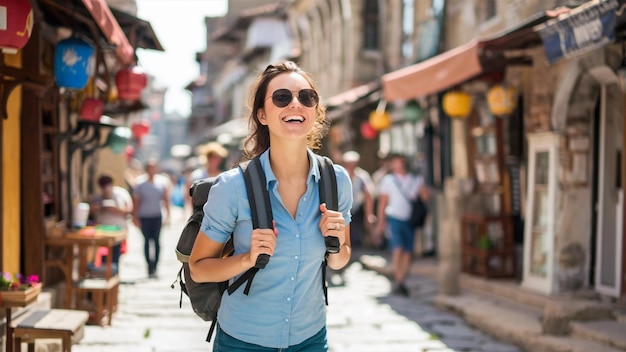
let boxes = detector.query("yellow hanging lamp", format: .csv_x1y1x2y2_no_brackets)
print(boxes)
369,100,392,131
442,90,472,119
487,84,518,116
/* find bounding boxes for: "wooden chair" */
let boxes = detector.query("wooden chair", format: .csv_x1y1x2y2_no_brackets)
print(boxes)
73,276,119,326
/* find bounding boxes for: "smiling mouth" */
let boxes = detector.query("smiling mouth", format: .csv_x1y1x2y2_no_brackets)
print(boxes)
283,116,304,123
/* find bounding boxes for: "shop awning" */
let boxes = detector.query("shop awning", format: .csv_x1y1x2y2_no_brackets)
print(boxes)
381,8,571,102
37,0,135,65
110,8,164,51
79,0,134,64
326,81,381,121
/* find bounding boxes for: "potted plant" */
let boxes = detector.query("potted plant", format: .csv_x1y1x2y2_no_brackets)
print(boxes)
0,272,42,306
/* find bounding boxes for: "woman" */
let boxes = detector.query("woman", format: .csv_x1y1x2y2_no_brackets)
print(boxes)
189,61,353,351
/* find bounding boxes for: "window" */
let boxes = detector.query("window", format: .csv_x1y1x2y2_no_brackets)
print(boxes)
363,0,379,50
402,0,415,61
485,0,496,20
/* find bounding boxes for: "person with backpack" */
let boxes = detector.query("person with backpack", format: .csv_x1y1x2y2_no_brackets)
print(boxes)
374,153,428,297
189,61,353,351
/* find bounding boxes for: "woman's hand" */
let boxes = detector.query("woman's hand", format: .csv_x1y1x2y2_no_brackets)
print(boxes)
248,220,278,266
319,203,346,247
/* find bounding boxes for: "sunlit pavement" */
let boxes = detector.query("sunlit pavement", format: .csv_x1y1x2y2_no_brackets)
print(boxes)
71,207,521,352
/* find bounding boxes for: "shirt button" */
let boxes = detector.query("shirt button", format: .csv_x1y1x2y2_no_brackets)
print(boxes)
303,197,307,201
287,297,291,301
290,277,295,280
294,256,298,260
296,234,299,238
284,318,289,323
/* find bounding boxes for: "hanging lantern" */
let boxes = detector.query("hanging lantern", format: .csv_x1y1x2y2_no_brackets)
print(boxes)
0,0,33,54
105,127,131,154
487,84,518,116
124,145,135,162
360,121,378,140
115,66,147,101
442,90,472,119
79,98,104,122
131,120,151,144
403,100,423,122
54,37,94,89
369,100,392,131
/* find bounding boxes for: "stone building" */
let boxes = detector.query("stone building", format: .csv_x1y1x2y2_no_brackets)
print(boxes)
383,0,626,305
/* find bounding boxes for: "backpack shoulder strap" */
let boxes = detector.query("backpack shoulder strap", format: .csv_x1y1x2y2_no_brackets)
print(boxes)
315,154,338,306
241,157,273,229
227,156,272,296
316,155,338,211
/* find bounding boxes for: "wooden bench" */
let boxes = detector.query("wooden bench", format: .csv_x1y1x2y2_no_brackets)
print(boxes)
10,309,89,352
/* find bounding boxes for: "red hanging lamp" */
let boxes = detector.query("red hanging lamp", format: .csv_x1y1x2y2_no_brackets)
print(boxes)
0,0,33,54
115,66,147,101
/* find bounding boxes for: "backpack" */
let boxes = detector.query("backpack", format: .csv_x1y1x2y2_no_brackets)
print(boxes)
172,154,338,342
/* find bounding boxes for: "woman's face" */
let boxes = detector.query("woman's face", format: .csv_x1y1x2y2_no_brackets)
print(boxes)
258,72,318,141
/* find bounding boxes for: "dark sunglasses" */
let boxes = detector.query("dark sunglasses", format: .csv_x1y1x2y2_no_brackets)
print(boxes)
268,89,319,108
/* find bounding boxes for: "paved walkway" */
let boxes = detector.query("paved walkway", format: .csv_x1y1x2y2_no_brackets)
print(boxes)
70,208,523,351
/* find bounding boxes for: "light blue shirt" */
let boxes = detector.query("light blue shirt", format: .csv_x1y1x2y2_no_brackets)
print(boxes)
200,148,352,348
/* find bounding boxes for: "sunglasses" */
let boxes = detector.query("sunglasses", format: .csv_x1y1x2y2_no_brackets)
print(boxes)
268,89,319,108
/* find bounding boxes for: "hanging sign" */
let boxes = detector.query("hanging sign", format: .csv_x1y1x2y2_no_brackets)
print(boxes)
537,0,619,65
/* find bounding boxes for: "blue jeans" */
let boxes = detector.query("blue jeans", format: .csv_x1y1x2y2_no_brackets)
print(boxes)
213,326,328,352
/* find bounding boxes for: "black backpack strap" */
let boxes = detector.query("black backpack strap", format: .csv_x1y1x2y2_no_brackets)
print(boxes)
315,155,338,305
227,157,273,296
207,320,218,342
317,155,338,211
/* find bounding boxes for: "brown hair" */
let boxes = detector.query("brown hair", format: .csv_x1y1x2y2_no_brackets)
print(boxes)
242,61,329,159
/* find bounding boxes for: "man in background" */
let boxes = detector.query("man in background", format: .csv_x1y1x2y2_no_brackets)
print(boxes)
342,151,376,250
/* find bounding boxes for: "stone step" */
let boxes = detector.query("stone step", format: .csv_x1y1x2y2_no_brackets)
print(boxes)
434,291,625,352
570,320,626,351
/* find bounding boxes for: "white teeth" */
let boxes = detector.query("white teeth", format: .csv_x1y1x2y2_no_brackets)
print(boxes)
283,116,304,123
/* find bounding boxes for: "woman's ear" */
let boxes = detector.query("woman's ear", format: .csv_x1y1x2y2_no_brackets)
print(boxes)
258,109,268,125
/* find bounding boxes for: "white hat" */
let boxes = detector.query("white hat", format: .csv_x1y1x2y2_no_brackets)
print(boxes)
342,151,360,163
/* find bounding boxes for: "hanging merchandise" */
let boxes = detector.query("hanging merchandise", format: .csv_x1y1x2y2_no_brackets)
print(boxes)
115,66,147,101
403,100,423,122
54,37,94,89
0,0,34,54
105,126,131,154
442,90,472,119
79,98,104,122
131,120,150,145
360,121,378,140
487,84,518,116
369,100,392,131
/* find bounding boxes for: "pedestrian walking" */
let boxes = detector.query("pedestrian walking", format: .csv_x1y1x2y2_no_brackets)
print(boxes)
341,151,376,249
189,61,353,351
133,158,171,278
374,153,426,296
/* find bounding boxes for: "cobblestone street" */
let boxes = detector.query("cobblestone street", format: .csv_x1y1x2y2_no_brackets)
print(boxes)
70,208,522,351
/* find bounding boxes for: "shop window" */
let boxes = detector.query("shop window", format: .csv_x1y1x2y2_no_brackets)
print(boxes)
363,0,379,51
467,98,508,215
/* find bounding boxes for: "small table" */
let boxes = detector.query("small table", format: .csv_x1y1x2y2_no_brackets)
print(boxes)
1,287,40,352
45,229,126,311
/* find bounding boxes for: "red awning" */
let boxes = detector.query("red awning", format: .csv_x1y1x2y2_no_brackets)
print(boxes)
382,40,481,101
80,0,134,65
381,8,571,102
